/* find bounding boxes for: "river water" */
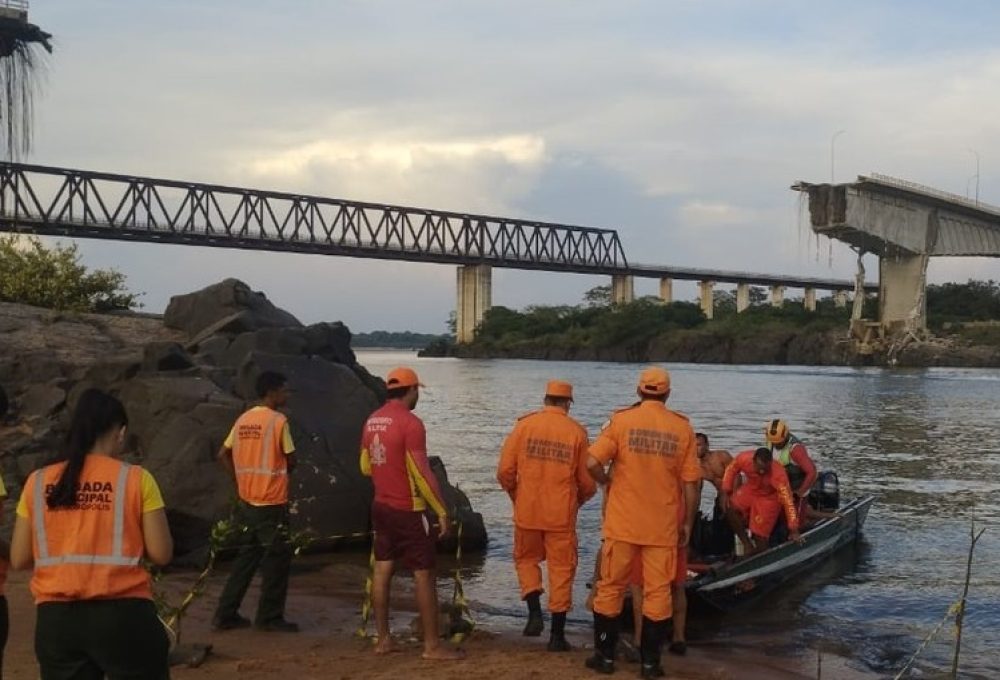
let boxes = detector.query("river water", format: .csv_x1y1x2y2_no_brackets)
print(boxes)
355,351,1000,678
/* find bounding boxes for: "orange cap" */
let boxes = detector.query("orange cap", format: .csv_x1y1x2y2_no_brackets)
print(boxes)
386,367,423,390
545,380,574,400
637,367,671,396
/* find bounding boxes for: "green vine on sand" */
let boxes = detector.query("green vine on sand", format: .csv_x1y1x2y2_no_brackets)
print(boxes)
150,517,318,645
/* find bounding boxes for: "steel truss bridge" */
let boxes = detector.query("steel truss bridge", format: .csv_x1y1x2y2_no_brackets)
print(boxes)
0,163,627,273
0,162,871,292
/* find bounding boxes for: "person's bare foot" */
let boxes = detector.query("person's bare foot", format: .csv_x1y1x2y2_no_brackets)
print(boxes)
373,636,397,655
422,645,466,661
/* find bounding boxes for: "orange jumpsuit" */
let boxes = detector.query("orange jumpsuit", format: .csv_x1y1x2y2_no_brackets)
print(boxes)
723,450,799,539
497,405,595,613
629,498,687,586
590,402,700,622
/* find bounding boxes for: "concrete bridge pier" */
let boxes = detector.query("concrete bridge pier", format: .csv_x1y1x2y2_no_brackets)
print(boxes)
804,287,817,312
880,253,929,332
834,291,848,308
770,285,785,308
699,280,715,319
736,283,750,313
612,274,635,304
659,277,673,304
456,264,492,343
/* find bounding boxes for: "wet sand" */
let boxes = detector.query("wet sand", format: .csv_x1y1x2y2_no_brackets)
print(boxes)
3,560,873,679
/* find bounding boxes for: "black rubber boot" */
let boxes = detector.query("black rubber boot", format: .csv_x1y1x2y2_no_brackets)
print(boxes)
523,591,544,637
584,612,618,675
547,611,571,652
667,641,687,656
639,617,667,679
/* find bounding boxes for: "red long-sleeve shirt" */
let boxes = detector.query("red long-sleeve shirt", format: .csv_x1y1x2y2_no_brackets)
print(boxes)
360,400,446,517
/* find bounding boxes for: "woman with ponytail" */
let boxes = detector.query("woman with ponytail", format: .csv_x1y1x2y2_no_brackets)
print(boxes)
10,388,174,679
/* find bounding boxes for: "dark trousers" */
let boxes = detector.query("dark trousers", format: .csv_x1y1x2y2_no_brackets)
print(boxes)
35,598,169,680
214,501,293,625
0,595,8,680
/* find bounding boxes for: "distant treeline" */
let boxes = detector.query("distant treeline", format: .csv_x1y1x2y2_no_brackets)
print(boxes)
352,330,450,348
440,280,1000,354
927,280,1000,344
458,285,846,354
926,280,1000,326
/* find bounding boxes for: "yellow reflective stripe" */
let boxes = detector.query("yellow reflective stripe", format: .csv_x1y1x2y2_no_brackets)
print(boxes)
405,452,445,517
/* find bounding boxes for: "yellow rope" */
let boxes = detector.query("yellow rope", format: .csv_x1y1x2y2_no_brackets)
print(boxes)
449,521,476,644
356,537,376,639
892,601,961,680
156,520,477,646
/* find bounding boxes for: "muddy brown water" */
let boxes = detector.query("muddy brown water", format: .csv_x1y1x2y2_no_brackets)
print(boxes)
351,352,1000,679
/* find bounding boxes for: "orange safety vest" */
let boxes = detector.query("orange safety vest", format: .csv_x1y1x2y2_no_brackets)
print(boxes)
232,408,289,506
28,456,151,603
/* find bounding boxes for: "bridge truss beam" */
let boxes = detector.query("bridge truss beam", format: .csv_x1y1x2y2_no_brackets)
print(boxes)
0,163,629,274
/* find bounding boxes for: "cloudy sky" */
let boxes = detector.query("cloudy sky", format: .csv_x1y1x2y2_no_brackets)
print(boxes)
22,0,1000,332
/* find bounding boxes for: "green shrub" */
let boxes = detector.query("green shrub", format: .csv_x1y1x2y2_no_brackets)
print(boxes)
0,235,139,312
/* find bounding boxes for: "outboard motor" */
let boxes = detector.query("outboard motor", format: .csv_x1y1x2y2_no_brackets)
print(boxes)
808,471,840,511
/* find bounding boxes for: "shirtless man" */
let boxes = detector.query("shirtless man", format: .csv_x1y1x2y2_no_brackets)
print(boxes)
696,433,732,498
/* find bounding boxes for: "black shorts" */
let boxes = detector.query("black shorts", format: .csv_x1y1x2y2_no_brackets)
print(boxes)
372,502,436,571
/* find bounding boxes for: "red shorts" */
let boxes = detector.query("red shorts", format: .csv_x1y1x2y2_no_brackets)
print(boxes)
629,503,688,586
732,486,781,539
372,502,436,571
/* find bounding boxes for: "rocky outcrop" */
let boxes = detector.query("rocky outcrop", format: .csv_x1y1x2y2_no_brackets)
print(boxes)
163,278,301,338
0,281,487,563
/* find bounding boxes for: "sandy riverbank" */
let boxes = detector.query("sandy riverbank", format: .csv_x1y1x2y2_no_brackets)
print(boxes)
2,558,874,679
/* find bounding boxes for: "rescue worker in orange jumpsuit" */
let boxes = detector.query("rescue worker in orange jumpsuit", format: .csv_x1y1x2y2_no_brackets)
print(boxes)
10,388,174,679
721,447,801,555
213,370,299,632
626,495,690,660
585,367,700,679
497,380,596,652
765,419,818,519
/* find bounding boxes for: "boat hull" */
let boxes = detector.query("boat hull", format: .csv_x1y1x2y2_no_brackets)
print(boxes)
687,495,875,612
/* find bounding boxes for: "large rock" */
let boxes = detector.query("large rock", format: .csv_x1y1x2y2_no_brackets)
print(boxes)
164,279,301,338
0,282,488,563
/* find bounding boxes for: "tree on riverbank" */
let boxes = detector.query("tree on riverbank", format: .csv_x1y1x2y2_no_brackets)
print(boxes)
470,293,706,352
927,280,1000,325
0,235,139,312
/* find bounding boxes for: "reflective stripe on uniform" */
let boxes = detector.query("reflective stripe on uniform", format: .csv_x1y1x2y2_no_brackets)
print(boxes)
33,469,50,563
770,434,801,466
33,462,141,568
35,554,141,567
111,462,129,557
